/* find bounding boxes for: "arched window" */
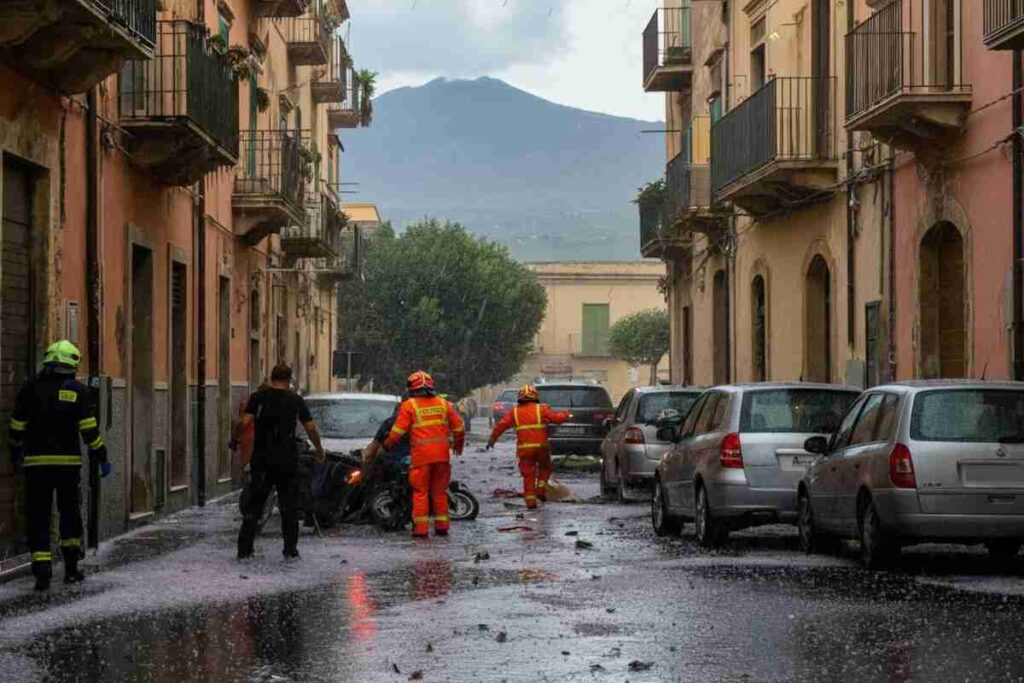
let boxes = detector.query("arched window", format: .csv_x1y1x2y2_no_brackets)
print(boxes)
919,221,965,378
804,256,831,383
751,275,767,382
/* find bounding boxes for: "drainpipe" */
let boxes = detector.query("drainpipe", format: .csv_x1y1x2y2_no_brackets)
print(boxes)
195,181,207,506
888,155,897,382
85,87,101,550
846,0,855,353
1012,50,1024,380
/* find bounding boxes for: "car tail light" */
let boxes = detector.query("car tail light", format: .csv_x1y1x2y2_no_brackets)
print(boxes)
889,443,916,489
719,432,743,469
624,427,645,445
492,403,501,413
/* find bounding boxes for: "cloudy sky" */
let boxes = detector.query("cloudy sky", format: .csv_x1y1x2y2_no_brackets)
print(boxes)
345,0,663,121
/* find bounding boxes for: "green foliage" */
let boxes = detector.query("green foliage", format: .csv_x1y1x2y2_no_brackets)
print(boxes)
607,309,670,383
337,219,547,397
634,179,667,207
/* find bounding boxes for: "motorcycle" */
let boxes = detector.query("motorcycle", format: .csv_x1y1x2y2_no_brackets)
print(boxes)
369,462,480,532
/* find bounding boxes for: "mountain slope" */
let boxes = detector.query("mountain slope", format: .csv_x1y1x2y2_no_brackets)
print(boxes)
341,77,663,261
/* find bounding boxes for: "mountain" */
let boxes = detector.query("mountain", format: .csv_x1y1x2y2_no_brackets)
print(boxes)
340,77,664,261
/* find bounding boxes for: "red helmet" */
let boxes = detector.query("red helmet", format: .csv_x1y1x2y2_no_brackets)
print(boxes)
407,370,435,392
517,385,539,403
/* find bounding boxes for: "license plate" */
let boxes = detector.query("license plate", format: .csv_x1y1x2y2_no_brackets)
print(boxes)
558,426,588,436
777,454,813,471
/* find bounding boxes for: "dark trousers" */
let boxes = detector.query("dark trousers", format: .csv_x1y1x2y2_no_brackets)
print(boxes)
26,466,83,574
237,467,299,555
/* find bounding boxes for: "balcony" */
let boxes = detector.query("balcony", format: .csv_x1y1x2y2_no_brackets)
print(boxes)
312,35,346,104
278,12,330,66
233,130,304,245
327,68,360,128
0,0,155,93
642,7,692,92
846,0,971,149
665,116,728,237
315,227,363,285
711,77,838,217
985,0,1024,50
118,21,239,186
254,0,308,18
281,193,339,259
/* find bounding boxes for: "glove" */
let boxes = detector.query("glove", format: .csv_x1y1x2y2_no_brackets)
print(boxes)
99,462,112,478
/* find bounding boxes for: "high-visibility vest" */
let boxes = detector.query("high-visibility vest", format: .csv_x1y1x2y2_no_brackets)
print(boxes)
385,396,466,466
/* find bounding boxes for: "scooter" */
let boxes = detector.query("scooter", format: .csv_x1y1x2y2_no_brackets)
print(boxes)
368,462,480,532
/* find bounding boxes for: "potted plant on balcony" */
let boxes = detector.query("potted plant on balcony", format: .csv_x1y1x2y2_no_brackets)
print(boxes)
633,179,667,209
355,69,377,126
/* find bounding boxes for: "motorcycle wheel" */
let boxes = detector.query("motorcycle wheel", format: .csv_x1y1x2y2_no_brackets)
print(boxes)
448,488,480,521
370,488,406,531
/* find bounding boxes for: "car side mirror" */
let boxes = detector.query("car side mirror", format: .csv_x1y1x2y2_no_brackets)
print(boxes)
656,426,678,444
804,436,829,455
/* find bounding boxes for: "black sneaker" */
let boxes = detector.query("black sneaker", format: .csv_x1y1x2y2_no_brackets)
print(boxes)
237,549,254,560
63,570,85,584
34,575,50,592
283,549,300,560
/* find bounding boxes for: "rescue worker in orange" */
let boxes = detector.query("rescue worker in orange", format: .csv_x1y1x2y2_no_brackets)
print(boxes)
486,385,570,509
382,371,465,537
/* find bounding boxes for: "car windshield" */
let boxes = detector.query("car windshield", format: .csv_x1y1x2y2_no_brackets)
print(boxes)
498,390,518,403
538,386,612,408
741,389,859,434
638,392,700,424
305,398,398,439
911,389,1024,443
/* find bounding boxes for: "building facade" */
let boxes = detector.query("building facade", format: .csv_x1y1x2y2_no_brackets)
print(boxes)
0,0,372,568
477,261,670,407
642,0,1022,391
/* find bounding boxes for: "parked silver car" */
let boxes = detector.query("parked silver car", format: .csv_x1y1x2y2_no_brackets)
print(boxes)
599,386,703,501
651,383,860,548
798,381,1024,568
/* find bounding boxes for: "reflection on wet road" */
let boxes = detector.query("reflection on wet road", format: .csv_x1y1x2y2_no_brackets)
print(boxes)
3,443,1024,681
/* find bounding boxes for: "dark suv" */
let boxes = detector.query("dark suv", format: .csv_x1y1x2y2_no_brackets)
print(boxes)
537,382,614,455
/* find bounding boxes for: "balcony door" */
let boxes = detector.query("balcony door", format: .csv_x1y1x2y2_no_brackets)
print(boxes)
930,0,958,90
811,0,831,157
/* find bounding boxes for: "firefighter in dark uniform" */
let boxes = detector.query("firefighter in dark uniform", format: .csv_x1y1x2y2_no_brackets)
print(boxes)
9,340,111,591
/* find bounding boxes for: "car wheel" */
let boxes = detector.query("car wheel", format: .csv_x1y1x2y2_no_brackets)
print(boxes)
798,492,838,555
985,540,1022,559
694,483,727,549
859,498,898,569
652,479,682,537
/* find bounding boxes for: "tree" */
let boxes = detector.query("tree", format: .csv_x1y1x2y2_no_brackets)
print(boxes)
337,219,547,397
607,308,670,385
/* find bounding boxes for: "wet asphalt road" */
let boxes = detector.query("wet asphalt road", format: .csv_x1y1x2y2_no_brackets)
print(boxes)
2,442,1024,682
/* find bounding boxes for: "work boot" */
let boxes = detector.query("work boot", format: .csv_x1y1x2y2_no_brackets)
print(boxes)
283,548,300,560
62,547,85,584
434,529,449,537
32,562,52,592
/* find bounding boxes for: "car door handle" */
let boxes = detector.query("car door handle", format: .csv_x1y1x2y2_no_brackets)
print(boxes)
853,464,860,470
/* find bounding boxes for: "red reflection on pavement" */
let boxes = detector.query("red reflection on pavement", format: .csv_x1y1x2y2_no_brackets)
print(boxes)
346,572,377,644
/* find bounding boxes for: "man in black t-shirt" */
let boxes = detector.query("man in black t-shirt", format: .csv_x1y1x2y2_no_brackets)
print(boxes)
237,363,324,560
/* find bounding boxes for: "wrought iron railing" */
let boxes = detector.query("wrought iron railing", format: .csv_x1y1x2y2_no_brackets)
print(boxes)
236,130,303,212
711,76,835,195
118,21,239,157
985,0,1024,45
284,192,335,245
666,153,711,215
327,66,360,122
91,0,157,50
638,200,666,253
846,0,969,120
278,13,331,53
643,7,692,84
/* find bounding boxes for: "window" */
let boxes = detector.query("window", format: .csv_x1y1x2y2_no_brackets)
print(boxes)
306,398,399,439
751,275,767,382
832,396,867,451
849,393,885,446
537,386,613,409
750,17,767,91
638,392,701,424
681,394,708,436
581,303,610,356
875,394,901,442
709,394,731,431
740,389,859,434
911,390,1024,443
694,394,722,435
615,391,634,421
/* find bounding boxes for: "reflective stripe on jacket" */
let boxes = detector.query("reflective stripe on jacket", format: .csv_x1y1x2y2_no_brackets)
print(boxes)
489,403,570,456
9,371,106,467
383,396,465,466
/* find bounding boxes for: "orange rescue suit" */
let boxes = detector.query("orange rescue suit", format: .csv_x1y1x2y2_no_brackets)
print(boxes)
489,402,570,507
384,395,465,536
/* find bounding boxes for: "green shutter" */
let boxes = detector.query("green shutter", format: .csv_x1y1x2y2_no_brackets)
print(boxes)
581,304,610,357
247,82,258,174
710,96,723,124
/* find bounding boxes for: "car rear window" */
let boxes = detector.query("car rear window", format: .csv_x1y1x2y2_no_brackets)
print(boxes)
911,389,1024,443
638,392,700,423
740,389,859,434
538,386,613,409
498,390,518,403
